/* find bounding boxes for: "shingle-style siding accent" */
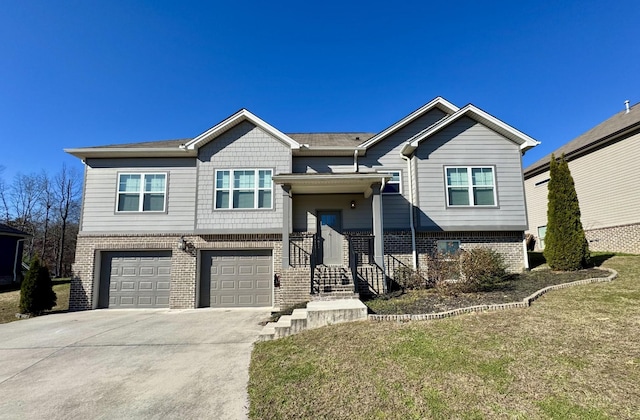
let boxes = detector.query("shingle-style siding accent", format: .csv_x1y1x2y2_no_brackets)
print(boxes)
196,121,291,232
585,223,640,254
80,158,197,233
414,117,528,231
525,132,640,254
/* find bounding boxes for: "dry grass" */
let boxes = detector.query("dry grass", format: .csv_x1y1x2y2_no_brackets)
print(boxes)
0,279,71,324
249,256,640,419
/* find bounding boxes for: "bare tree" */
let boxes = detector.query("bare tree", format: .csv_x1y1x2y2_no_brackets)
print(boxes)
39,172,55,261
9,173,45,260
54,164,82,277
0,166,9,223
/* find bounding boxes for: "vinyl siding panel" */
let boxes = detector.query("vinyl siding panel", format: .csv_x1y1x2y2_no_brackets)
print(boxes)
292,195,372,232
415,117,527,231
81,158,197,233
196,121,291,232
525,131,640,233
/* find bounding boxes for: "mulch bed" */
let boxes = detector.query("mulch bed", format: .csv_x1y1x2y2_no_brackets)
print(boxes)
365,268,610,315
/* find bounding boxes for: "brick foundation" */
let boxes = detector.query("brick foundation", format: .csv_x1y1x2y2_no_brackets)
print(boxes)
71,230,526,311
585,223,640,254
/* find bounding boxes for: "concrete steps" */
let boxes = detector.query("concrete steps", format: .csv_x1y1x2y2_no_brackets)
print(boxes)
258,300,367,342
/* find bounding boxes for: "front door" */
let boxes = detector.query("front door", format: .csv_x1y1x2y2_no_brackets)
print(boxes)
318,211,342,265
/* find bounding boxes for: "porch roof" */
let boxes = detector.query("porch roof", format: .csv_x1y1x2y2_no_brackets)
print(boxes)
272,173,391,196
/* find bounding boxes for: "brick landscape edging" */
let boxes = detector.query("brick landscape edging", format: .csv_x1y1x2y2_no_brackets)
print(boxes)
368,268,618,322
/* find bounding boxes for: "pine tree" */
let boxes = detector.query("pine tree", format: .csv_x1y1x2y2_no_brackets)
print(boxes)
544,154,590,270
19,256,57,315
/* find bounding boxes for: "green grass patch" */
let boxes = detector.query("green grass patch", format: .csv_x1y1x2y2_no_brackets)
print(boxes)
249,256,640,419
0,278,70,324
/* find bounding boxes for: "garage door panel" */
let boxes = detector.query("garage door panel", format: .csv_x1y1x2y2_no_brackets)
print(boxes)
221,266,236,275
200,250,272,308
238,280,253,289
100,251,172,309
138,281,153,290
255,280,271,289
120,281,136,290
139,267,155,276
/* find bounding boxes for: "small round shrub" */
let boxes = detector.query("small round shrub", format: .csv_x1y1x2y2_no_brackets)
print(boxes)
458,248,507,292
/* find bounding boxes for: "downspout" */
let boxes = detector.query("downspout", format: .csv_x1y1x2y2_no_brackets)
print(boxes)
522,237,530,271
401,154,418,270
353,150,359,172
13,238,25,283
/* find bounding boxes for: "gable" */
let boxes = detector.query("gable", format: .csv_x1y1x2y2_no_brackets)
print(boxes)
402,105,539,156
358,97,458,150
185,109,300,152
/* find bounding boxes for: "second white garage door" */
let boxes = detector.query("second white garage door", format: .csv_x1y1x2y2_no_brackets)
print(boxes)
200,250,272,308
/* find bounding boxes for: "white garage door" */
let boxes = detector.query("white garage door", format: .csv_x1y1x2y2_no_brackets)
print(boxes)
99,251,172,308
200,250,272,308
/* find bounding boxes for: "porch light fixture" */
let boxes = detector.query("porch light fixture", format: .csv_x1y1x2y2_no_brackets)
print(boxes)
177,236,187,251
350,200,356,209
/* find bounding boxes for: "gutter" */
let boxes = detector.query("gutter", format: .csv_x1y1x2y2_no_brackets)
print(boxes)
13,238,25,283
401,154,418,270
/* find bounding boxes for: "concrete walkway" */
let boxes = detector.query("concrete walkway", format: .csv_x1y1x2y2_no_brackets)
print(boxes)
0,308,270,420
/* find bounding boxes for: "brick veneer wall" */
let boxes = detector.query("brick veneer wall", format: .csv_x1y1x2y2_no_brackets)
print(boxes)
70,233,309,311
71,230,526,311
585,223,640,254
415,231,526,273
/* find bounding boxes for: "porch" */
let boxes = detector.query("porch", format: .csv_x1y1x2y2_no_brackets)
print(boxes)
273,172,394,299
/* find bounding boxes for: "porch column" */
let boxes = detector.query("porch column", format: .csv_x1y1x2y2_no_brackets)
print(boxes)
281,184,292,268
371,183,385,274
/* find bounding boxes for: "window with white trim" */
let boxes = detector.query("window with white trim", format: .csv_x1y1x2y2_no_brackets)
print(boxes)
380,171,401,194
537,226,547,250
445,167,496,206
117,173,166,212
215,169,273,209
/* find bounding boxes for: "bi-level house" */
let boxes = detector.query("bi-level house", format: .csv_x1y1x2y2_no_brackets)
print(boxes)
65,97,539,311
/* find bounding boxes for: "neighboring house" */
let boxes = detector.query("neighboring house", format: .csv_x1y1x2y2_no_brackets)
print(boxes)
524,101,640,255
65,97,539,311
0,223,30,286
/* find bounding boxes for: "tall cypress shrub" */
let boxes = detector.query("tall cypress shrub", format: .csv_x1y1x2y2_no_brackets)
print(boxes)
544,154,590,270
19,256,57,315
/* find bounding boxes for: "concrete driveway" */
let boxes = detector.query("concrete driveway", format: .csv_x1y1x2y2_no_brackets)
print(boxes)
0,308,270,419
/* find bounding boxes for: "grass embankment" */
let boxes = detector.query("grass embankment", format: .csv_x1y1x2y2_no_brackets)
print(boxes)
249,256,640,419
0,278,71,324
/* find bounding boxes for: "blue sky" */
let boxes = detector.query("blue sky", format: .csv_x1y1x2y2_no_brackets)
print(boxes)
1,1,639,182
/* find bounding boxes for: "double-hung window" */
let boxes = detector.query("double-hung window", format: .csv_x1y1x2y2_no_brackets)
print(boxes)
215,169,272,209
445,167,496,206
117,173,167,212
380,171,401,194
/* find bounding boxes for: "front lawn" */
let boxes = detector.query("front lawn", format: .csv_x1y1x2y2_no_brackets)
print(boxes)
249,256,640,419
0,279,71,324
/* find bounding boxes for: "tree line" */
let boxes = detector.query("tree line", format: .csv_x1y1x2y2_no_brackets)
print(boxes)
0,164,82,278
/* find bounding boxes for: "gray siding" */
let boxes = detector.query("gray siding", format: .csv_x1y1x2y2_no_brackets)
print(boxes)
291,108,448,231
525,131,640,235
81,158,197,233
196,121,291,232
292,195,373,232
415,117,527,231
